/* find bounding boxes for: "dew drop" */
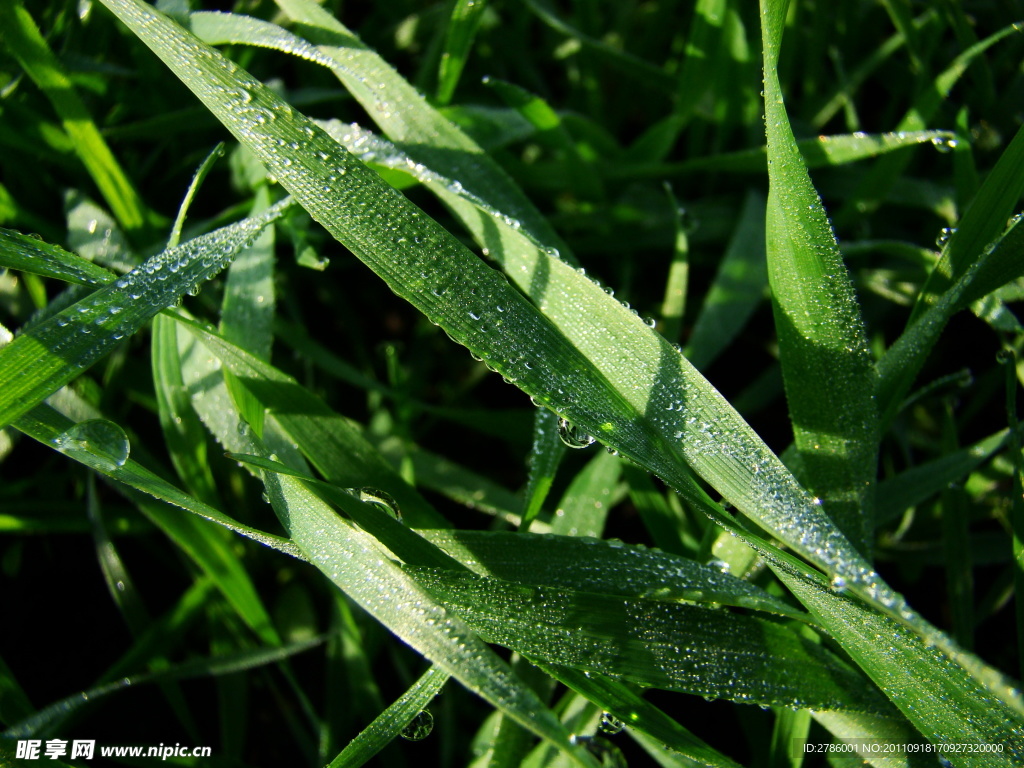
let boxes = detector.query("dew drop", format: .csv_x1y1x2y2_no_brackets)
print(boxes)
930,135,959,153
557,417,595,449
935,227,955,249
51,419,130,471
358,488,402,521
598,712,625,735
574,735,626,767
400,709,433,741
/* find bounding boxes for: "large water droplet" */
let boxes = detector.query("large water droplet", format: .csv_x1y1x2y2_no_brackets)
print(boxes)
52,419,130,471
400,709,433,741
935,227,955,249
358,488,402,521
598,712,625,735
558,417,595,449
930,135,959,153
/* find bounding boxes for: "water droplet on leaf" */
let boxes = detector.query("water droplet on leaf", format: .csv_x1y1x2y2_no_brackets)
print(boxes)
358,488,402,521
52,419,130,471
400,709,433,741
558,418,595,449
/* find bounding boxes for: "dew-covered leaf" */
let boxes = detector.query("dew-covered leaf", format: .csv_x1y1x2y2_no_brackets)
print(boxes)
0,200,289,430
417,530,807,622
405,564,888,714
760,0,878,550
260,463,600,767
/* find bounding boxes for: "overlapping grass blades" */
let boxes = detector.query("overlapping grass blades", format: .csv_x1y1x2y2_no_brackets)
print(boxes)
62,0,1024,762
105,0,886,598
0,199,289,430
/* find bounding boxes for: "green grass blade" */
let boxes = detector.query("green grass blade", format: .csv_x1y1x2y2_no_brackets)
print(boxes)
328,665,449,768
659,185,690,344
405,564,888,713
417,530,807,622
876,428,1012,525
4,636,322,739
436,0,488,106
761,0,878,551
13,401,299,560
0,200,289,430
198,2,567,254
549,451,620,538
520,407,566,531
174,314,448,528
684,191,767,371
778,568,1024,766
608,130,958,179
261,467,600,768
877,217,1024,426
913,122,1024,319
834,21,1022,225
0,228,116,287
0,1,148,236
541,665,742,768
98,0,882,605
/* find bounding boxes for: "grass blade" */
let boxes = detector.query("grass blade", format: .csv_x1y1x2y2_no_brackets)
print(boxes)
436,0,488,106
328,665,449,768
0,1,148,236
760,0,878,551
0,200,289,430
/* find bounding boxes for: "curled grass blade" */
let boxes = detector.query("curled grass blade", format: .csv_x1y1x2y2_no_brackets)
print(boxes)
761,0,878,550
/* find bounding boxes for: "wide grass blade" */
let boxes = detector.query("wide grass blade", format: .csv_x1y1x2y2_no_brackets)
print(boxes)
760,0,878,550
405,564,888,713
0,200,289,430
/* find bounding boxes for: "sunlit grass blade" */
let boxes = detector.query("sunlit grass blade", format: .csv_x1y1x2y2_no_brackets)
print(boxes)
0,200,289,430
436,0,488,106
196,2,567,253
328,665,448,768
760,0,878,551
406,564,888,713
778,568,1024,766
0,1,148,236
